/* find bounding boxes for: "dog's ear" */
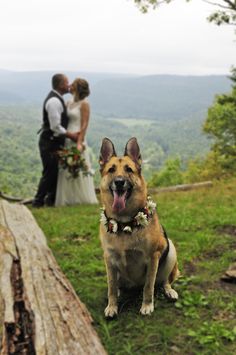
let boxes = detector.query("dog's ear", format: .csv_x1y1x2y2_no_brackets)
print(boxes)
124,137,142,166
99,138,117,170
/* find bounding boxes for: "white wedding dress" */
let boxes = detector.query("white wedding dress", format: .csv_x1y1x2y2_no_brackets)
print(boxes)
55,99,98,206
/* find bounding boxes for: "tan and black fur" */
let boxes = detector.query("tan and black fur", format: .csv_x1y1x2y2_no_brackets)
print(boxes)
99,137,179,317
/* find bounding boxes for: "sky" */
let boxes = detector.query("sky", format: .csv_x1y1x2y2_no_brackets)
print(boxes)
0,0,235,75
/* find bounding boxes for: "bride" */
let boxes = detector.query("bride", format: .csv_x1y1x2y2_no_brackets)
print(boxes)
55,78,98,206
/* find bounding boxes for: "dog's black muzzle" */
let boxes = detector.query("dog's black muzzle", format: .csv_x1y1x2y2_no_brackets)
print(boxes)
110,176,133,196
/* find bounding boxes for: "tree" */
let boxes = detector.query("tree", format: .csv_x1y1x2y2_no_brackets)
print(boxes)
148,157,183,187
203,67,236,170
134,0,236,26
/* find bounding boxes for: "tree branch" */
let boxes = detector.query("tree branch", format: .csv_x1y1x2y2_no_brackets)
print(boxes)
202,0,235,10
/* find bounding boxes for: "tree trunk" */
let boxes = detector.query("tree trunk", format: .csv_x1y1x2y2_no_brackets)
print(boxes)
0,200,107,355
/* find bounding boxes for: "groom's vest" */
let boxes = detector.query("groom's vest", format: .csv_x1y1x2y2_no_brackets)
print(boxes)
40,91,69,149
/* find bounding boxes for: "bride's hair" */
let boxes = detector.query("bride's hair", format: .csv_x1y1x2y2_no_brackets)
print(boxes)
72,78,90,101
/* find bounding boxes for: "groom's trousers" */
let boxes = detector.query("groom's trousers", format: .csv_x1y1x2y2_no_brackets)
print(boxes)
33,135,59,206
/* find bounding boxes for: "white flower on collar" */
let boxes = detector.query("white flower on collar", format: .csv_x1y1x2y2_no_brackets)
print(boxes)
100,197,156,234
135,212,149,227
123,226,132,233
100,209,107,225
109,219,118,233
147,196,156,214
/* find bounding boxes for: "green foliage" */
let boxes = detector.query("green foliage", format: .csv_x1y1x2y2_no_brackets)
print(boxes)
182,158,203,183
0,105,41,197
183,151,228,182
175,290,209,319
208,10,236,26
134,0,172,13
31,178,236,355
188,322,236,349
203,67,236,171
134,0,236,26
148,149,236,188
149,157,183,187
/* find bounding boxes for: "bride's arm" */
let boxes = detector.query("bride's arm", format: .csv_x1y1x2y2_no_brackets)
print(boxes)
77,101,90,151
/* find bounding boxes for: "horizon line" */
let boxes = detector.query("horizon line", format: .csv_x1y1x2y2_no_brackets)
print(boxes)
0,68,229,77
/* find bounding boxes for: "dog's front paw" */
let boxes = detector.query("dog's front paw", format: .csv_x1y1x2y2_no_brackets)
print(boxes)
164,287,178,301
104,304,118,318
140,302,154,316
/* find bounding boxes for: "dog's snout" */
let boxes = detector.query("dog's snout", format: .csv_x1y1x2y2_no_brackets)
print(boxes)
114,176,126,189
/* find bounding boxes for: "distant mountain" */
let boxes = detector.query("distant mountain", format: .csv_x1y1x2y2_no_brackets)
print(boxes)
0,69,134,104
0,70,231,121
90,75,231,121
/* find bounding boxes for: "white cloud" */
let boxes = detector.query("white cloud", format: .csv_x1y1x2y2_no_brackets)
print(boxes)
0,0,235,74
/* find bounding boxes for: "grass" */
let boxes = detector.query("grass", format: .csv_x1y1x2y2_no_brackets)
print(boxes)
31,178,236,355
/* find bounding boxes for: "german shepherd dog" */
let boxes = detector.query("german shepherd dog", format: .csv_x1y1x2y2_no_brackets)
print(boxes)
99,137,179,317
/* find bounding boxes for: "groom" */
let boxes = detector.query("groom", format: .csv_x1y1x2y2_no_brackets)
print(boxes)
32,73,78,207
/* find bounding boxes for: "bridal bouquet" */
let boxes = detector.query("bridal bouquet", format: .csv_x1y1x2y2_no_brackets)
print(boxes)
57,146,90,178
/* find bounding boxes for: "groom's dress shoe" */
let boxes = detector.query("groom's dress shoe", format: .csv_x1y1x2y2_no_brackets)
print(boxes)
32,200,44,208
44,196,55,207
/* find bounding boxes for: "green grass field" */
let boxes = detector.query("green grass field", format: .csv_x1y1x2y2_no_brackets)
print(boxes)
31,178,236,355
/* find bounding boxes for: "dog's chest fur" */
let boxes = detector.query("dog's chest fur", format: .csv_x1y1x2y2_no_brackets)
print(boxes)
101,226,158,287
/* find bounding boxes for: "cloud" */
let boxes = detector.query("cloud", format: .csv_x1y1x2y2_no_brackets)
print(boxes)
0,0,235,74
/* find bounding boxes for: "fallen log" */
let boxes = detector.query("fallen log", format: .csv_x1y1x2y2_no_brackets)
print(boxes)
0,200,107,355
0,192,22,203
148,181,213,194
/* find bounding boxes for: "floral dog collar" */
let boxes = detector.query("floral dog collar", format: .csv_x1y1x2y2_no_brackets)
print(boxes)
100,196,156,234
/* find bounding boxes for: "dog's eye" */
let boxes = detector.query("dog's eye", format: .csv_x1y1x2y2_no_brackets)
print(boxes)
108,166,116,174
125,165,133,173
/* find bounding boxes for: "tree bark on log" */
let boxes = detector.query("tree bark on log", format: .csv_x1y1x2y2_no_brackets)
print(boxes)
0,200,107,355
0,192,22,202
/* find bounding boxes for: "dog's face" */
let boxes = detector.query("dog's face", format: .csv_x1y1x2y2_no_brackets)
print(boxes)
99,137,147,217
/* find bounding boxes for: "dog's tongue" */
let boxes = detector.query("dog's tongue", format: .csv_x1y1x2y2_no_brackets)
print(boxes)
112,191,127,213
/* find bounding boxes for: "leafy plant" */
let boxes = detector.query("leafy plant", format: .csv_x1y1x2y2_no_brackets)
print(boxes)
188,321,236,347
175,290,209,319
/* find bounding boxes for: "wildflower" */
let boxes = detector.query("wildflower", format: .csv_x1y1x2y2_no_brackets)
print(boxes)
135,212,149,227
109,219,118,233
147,198,156,214
100,210,107,225
123,226,132,233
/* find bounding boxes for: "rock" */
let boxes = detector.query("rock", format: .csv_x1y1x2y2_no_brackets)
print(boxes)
221,262,236,283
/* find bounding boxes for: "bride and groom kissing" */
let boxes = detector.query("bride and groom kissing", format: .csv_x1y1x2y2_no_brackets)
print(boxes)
32,73,98,208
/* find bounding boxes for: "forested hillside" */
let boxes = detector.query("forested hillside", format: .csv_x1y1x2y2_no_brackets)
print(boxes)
0,105,41,197
0,105,211,197
0,70,232,197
